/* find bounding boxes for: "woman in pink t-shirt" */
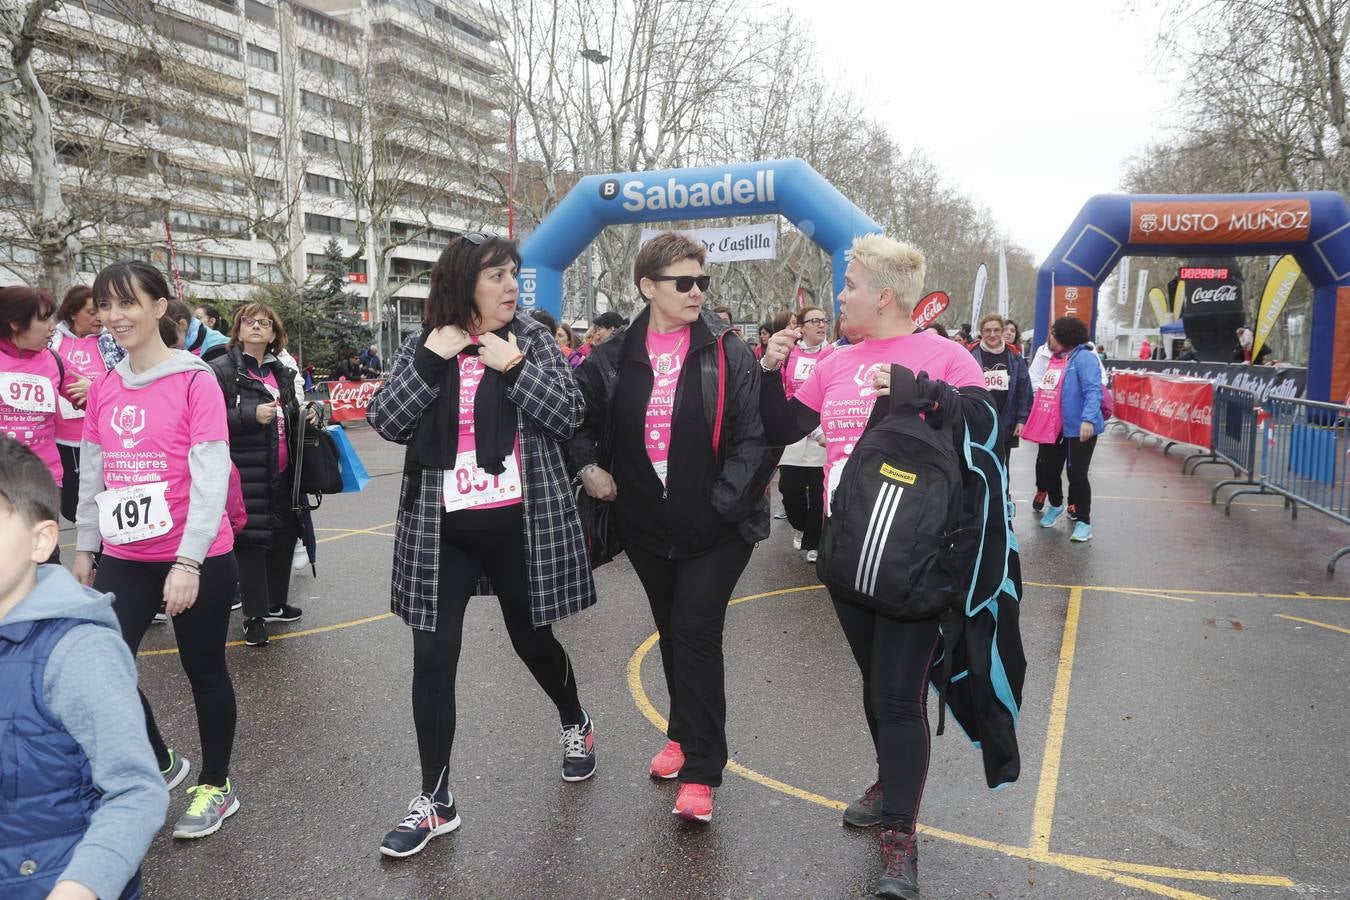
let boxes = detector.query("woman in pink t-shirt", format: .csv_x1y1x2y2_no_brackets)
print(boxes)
570,232,777,824
759,234,983,900
50,284,114,523
73,260,241,841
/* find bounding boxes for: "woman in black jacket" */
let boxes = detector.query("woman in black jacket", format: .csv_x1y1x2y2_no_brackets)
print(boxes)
569,232,778,824
210,303,316,647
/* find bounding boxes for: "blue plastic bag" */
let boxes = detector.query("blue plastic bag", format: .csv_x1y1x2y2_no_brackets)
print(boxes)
327,425,370,493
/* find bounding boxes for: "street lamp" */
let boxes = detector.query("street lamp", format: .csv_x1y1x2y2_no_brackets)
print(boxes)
579,47,610,327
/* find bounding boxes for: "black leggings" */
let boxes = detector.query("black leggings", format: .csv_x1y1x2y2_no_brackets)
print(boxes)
1034,436,1098,523
58,443,80,523
626,537,754,786
778,465,825,551
831,595,940,832
236,497,299,619
97,553,239,787
412,504,583,796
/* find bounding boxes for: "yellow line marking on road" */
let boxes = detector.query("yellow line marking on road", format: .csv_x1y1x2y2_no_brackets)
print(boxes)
626,584,1294,897
1025,581,1350,602
1273,613,1350,636
1103,588,1197,604
138,612,395,657
316,522,396,544
1030,586,1081,853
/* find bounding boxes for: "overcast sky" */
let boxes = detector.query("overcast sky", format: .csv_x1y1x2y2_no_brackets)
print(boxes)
782,0,1182,264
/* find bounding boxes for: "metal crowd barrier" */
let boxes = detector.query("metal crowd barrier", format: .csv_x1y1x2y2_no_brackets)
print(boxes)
1225,394,1350,574
1182,386,1262,504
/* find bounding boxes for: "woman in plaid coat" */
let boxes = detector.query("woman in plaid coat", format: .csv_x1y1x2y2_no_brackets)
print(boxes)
366,232,597,859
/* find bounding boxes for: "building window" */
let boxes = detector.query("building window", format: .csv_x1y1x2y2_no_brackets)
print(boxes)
244,0,275,25
156,14,239,60
306,252,366,274
178,253,251,284
251,133,280,157
304,172,347,197
256,262,285,283
171,209,249,236
304,213,355,236
248,89,279,115
247,43,277,72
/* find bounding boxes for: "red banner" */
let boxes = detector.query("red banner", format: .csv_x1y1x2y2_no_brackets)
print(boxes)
911,291,950,328
325,380,382,423
1111,372,1213,448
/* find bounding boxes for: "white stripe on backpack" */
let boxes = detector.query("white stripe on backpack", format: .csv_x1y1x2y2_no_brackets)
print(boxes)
855,482,904,596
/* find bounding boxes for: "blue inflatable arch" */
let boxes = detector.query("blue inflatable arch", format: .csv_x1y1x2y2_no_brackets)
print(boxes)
518,158,882,324
1034,191,1350,402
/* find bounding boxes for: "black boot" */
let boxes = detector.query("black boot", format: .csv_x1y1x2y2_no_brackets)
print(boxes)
876,828,918,899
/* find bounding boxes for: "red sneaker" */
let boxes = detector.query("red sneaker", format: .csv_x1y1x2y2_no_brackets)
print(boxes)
649,740,684,780
672,783,713,823
1032,491,1048,512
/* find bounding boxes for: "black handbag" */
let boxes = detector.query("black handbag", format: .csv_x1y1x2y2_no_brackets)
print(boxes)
573,483,622,569
295,412,343,503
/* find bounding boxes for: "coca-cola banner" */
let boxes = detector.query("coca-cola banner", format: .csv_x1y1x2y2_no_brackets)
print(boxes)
1176,269,1244,361
1108,360,1306,402
325,380,382,423
911,290,950,329
1111,372,1213,448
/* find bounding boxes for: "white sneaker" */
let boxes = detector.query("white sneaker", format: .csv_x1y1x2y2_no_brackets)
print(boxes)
292,540,308,571
792,531,803,550
805,549,818,563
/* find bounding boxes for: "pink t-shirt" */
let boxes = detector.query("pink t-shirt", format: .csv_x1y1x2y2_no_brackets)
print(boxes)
0,341,64,486
53,332,107,446
84,367,234,561
793,329,985,508
441,351,522,512
644,325,691,486
782,341,834,400
248,369,287,473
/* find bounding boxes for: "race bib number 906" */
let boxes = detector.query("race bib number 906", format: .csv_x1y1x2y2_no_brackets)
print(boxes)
983,369,1010,392
0,372,56,414
95,481,173,545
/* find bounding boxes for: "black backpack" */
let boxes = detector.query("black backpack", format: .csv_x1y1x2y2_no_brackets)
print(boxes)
816,366,963,621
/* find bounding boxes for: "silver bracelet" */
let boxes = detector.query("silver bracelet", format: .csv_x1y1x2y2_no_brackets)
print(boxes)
578,463,599,477
759,357,778,373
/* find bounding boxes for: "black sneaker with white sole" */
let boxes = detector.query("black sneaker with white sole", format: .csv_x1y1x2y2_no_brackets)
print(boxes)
243,617,268,646
264,604,303,623
379,793,460,858
560,713,596,782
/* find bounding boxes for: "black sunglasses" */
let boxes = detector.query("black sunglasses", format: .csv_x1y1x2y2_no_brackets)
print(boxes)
462,230,503,245
649,274,711,293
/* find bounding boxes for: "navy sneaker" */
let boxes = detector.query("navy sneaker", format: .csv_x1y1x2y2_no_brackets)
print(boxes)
379,793,460,858
560,713,596,782
264,604,303,623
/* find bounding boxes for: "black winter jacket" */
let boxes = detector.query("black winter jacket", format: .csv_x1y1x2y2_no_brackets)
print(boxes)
567,307,779,557
211,346,301,547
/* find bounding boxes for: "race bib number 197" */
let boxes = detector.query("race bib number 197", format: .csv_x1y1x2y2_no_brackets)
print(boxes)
95,482,173,545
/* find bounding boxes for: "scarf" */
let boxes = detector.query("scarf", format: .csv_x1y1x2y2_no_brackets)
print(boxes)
408,322,517,475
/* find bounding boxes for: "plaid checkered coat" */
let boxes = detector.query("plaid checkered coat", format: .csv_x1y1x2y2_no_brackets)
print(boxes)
366,314,597,631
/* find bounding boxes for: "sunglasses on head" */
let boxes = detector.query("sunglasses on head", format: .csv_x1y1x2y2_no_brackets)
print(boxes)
462,230,503,245
649,274,711,293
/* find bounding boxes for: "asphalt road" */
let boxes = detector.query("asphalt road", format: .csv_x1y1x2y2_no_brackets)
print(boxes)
82,424,1349,899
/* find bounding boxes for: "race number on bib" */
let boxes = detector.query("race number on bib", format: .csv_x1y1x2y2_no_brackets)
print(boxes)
0,372,56,414
95,482,172,545
442,449,522,512
983,370,1010,392
792,356,817,383
1039,369,1062,391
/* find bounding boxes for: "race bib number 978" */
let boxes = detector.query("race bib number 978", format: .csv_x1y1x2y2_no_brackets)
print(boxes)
0,372,55,414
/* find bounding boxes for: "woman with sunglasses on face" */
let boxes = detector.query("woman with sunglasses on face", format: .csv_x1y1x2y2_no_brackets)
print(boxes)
73,261,241,840
759,235,984,899
569,232,777,823
776,305,832,562
210,303,317,647
366,232,597,859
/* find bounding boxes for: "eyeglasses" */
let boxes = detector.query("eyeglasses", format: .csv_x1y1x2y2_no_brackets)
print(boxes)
800,317,827,326
649,274,711,293
462,230,503,245
240,316,274,330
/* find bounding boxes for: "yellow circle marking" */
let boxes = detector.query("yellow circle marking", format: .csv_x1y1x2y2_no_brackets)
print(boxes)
626,584,1297,898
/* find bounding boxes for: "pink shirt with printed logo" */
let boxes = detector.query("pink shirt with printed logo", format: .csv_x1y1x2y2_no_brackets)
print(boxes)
793,328,985,500
782,342,834,400
644,325,690,486
0,340,64,486
84,367,234,561
248,368,288,473
53,332,107,446
445,350,522,511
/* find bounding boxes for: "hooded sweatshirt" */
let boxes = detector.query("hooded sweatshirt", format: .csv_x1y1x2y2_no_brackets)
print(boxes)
0,564,168,898
50,321,113,446
75,350,233,562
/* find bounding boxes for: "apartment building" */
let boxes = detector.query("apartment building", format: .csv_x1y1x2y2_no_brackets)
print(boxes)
0,0,506,339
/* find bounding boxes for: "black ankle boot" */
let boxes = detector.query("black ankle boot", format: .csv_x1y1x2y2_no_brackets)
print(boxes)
876,827,918,899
